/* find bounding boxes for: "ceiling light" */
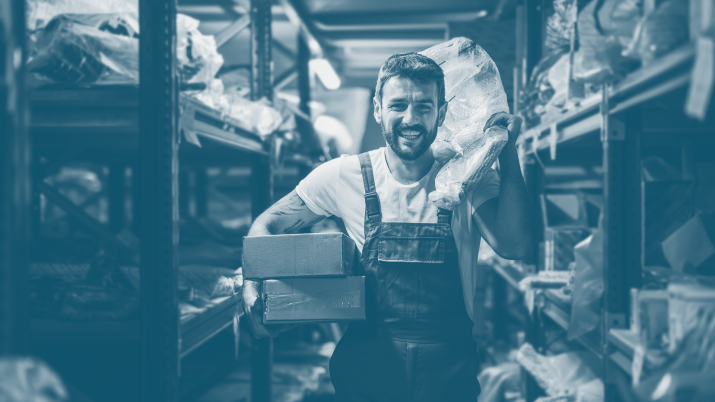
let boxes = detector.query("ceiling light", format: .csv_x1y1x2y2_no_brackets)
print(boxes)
310,58,341,90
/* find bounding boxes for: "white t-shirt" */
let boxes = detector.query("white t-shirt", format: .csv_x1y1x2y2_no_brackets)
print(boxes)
296,148,500,321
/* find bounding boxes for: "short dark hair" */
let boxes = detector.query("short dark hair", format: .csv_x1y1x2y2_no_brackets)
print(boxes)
374,52,446,107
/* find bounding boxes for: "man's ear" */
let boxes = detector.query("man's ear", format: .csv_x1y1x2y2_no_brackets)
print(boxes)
373,96,382,124
437,101,448,127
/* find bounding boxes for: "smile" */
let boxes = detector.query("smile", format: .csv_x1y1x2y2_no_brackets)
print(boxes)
398,130,422,140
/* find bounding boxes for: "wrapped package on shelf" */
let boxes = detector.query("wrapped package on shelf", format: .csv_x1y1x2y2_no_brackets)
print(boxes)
225,94,284,137
476,362,523,402
420,37,510,210
0,357,68,402
630,289,669,349
26,0,138,31
516,343,603,402
27,13,140,86
661,213,715,275
242,233,358,279
624,0,690,65
262,276,366,324
572,0,640,85
568,227,604,341
667,282,715,354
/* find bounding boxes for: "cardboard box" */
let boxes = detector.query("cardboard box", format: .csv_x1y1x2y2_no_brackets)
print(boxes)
262,276,365,324
243,233,358,279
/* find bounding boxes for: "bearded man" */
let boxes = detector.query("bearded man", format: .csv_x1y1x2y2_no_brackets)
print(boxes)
243,52,535,401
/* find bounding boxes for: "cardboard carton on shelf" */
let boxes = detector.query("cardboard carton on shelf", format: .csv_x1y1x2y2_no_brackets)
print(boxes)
262,276,365,324
242,233,358,279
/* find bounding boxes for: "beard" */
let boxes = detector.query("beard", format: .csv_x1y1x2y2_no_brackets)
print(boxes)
381,120,438,161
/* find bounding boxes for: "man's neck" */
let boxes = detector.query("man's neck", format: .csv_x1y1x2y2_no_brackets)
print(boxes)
383,145,435,185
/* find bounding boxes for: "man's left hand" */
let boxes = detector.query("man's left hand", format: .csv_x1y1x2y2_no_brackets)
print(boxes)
485,112,523,145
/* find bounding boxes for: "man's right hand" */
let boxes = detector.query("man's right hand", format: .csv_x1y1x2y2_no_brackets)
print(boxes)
242,279,295,338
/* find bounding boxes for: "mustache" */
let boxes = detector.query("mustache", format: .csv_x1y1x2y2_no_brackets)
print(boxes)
393,124,428,135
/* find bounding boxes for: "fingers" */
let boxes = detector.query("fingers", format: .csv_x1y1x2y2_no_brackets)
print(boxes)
485,112,511,129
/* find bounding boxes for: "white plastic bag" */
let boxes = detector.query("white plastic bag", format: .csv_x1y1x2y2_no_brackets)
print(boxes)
421,38,510,210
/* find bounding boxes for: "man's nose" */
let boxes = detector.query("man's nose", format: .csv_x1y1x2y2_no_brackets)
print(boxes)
401,105,418,125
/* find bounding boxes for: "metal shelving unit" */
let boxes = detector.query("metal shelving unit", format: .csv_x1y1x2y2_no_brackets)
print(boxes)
498,2,715,401
9,0,314,400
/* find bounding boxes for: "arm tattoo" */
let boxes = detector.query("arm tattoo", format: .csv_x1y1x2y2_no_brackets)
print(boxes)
285,216,324,233
265,191,306,217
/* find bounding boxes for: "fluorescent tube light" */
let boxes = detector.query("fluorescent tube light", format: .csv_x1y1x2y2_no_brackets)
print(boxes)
310,58,341,90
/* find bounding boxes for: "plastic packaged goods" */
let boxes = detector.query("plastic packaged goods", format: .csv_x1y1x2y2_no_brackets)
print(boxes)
26,0,138,31
624,0,689,65
477,362,524,402
420,37,510,210
568,228,604,340
27,13,140,86
516,343,603,401
0,357,68,402
572,0,639,85
661,213,715,276
176,14,224,90
225,95,284,137
545,0,578,53
667,282,715,354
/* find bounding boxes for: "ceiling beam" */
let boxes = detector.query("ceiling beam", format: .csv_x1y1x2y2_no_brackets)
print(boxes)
215,14,251,48
273,66,298,91
311,10,488,27
277,0,323,57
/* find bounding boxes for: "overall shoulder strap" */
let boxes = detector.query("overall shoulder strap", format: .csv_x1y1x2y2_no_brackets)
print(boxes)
437,208,453,224
358,152,382,224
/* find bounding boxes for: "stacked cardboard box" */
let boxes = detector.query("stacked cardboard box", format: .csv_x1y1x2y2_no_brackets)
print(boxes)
242,233,365,324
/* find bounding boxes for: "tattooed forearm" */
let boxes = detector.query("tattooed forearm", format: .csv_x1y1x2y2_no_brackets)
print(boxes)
248,190,325,236
284,216,324,233
265,191,306,216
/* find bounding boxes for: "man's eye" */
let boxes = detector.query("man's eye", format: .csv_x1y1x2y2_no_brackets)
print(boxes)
390,104,407,111
417,105,433,111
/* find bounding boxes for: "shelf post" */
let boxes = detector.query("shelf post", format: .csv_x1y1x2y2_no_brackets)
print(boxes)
1,0,30,355
250,1,274,401
601,91,642,401
139,0,180,400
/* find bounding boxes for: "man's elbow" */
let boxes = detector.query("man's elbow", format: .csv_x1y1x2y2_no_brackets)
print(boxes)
493,236,535,261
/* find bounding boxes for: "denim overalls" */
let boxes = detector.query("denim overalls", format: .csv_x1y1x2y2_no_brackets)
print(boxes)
329,152,481,402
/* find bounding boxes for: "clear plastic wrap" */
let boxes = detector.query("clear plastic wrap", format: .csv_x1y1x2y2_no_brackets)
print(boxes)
568,228,604,341
176,14,224,89
420,37,510,210
0,357,68,402
624,0,689,65
572,0,639,85
225,95,284,137
477,362,524,402
516,343,603,401
27,13,140,86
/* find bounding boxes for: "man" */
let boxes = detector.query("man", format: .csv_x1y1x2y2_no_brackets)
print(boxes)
243,52,534,401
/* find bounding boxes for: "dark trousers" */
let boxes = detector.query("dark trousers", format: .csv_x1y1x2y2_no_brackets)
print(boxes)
329,330,481,402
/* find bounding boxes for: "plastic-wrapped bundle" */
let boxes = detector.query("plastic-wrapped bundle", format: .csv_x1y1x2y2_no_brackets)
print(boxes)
420,38,510,210
27,13,140,86
177,14,224,88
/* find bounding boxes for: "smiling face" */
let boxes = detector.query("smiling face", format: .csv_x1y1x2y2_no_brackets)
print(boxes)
374,76,447,161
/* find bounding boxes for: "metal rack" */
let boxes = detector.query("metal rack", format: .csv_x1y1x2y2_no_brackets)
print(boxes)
490,2,715,401
3,0,313,401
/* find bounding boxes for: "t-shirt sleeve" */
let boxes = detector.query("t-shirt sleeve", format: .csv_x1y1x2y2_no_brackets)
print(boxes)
296,157,341,217
469,168,500,212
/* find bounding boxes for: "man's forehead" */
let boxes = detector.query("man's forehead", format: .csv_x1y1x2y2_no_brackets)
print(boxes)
382,76,438,101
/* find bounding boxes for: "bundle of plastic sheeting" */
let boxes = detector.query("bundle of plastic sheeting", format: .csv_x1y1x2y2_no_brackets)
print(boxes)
624,0,689,65
477,362,524,402
225,94,284,138
0,357,68,402
420,37,510,210
27,13,140,86
516,343,604,402
568,228,604,341
26,0,138,31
